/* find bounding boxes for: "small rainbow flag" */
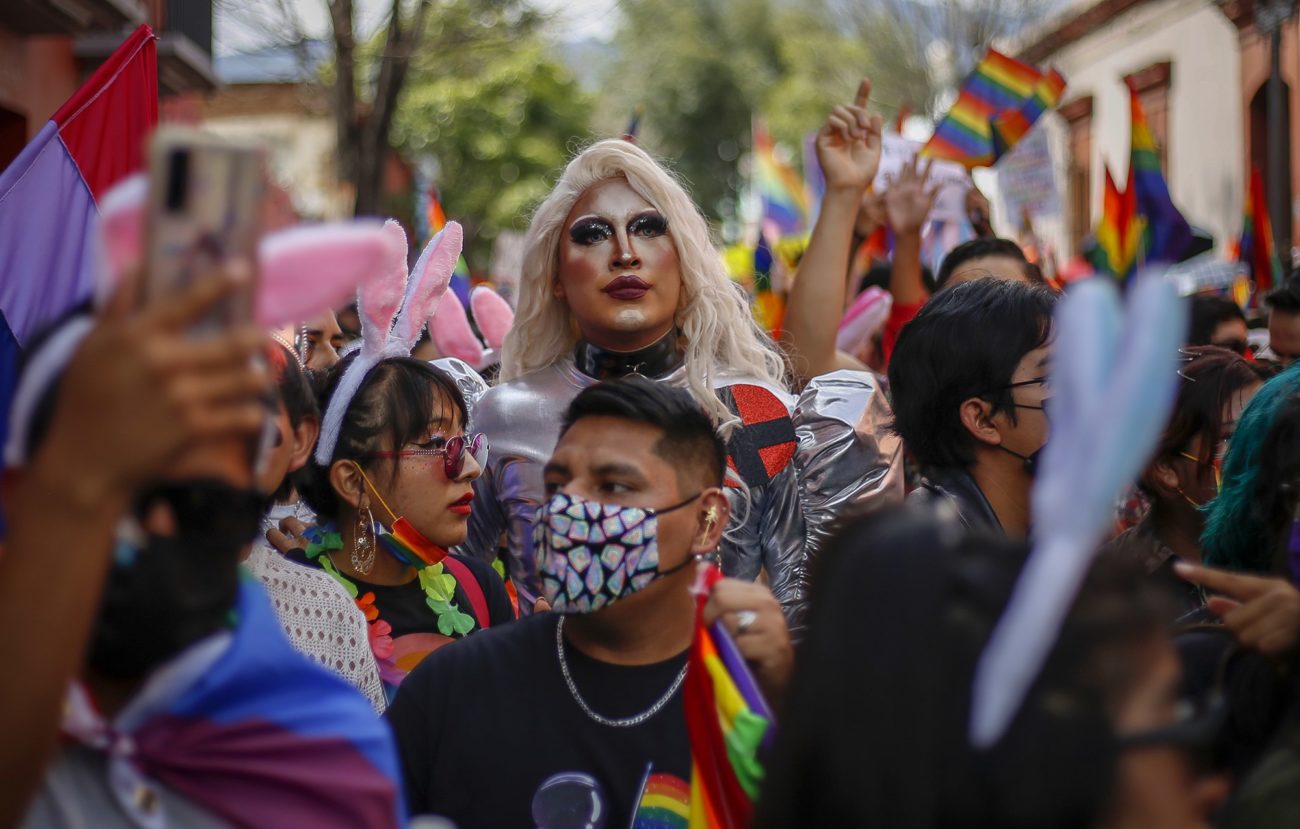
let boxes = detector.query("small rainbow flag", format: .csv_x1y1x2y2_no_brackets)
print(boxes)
1239,165,1283,295
1093,163,1141,284
1127,79,1190,264
418,183,472,305
923,49,1065,168
753,120,809,239
751,233,784,336
632,769,691,828
684,566,775,829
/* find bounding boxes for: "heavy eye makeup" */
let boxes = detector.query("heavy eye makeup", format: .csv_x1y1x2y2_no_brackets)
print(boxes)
567,212,669,246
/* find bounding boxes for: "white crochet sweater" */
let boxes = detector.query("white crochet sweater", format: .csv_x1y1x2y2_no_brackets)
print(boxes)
245,535,386,714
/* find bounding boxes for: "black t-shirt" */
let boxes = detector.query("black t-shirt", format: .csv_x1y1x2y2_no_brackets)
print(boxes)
387,613,692,828
346,554,515,638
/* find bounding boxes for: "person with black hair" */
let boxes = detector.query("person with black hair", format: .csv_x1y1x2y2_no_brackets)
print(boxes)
2,275,404,829
1104,347,1267,618
387,376,792,828
1188,295,1251,356
280,353,514,699
246,341,385,712
888,278,1057,536
934,236,1043,292
1264,277,1300,366
754,503,1228,828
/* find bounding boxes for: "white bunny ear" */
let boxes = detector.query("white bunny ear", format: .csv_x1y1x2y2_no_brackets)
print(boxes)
391,221,463,352
969,272,1187,748
469,284,514,351
95,173,148,307
255,220,391,326
431,288,489,369
357,219,410,353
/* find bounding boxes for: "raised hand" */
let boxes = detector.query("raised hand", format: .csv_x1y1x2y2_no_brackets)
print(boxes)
815,78,884,195
38,264,269,500
1175,561,1300,658
884,155,939,236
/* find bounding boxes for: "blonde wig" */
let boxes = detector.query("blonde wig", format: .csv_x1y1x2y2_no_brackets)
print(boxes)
501,139,788,431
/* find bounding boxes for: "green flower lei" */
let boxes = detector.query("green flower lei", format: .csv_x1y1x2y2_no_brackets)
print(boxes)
304,524,476,637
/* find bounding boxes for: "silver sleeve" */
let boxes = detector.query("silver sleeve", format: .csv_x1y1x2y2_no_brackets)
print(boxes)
793,368,905,564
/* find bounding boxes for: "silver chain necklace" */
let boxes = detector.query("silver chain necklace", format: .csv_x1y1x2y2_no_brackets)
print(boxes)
555,616,688,728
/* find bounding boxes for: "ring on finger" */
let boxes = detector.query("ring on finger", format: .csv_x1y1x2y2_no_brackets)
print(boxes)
735,609,759,635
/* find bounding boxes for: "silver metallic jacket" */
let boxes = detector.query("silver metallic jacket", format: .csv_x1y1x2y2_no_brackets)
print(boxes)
443,358,903,630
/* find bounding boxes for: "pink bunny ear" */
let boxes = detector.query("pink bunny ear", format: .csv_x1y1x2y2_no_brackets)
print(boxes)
469,285,514,350
255,220,391,326
358,219,410,348
95,173,148,306
430,287,488,369
391,221,463,351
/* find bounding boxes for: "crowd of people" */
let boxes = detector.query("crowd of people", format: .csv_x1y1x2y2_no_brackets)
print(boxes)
5,78,1300,829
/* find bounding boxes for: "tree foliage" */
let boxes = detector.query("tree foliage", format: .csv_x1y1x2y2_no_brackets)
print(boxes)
394,29,593,266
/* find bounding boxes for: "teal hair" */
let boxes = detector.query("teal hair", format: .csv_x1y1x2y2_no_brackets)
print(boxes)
1202,364,1300,571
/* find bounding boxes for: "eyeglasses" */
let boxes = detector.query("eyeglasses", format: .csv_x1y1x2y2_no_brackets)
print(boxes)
979,376,1052,411
366,433,489,479
1179,451,1223,491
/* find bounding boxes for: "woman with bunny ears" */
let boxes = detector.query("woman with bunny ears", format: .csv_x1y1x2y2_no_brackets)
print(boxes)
287,221,514,697
463,104,903,631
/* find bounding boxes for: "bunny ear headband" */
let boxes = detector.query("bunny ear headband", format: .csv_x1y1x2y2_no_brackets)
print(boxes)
313,219,463,466
4,174,397,468
968,272,1188,748
430,284,515,371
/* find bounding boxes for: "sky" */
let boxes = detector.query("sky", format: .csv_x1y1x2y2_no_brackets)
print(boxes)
214,0,618,57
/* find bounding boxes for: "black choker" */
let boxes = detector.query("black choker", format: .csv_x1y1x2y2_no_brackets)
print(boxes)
574,330,683,380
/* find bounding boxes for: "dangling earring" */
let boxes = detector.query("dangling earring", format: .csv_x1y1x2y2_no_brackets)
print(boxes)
352,496,376,575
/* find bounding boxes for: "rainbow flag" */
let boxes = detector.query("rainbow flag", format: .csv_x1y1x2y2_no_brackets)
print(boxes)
1127,79,1190,264
753,120,809,239
632,769,691,828
1239,165,1283,294
923,49,1063,168
751,233,784,335
991,69,1068,159
684,566,774,829
1093,163,1141,283
417,183,472,305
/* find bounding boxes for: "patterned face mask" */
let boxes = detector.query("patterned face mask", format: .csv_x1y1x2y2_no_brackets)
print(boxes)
536,491,701,614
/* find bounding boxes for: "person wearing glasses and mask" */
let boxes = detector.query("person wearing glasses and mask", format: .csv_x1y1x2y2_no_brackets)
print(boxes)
387,377,793,828
1103,347,1266,620
888,277,1057,537
287,353,514,698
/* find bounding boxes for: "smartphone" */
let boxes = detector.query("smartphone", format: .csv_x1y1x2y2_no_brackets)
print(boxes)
144,127,266,335
144,129,270,488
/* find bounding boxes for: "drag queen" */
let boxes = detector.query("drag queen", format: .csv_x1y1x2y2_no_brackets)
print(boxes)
461,138,901,628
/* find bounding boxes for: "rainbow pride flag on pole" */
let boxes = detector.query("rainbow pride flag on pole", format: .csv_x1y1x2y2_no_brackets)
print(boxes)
753,120,809,240
1238,165,1283,295
1093,163,1141,284
1127,79,1190,264
923,49,1065,168
684,566,775,829
416,181,471,305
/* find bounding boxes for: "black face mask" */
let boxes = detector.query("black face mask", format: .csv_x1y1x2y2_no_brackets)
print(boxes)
997,444,1044,478
87,479,267,680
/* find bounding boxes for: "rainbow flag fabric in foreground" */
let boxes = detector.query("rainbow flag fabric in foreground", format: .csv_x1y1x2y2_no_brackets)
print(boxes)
1127,80,1190,264
1239,165,1283,294
923,49,1064,168
753,120,809,239
684,565,775,829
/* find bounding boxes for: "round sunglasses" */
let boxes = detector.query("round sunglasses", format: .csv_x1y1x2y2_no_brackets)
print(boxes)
366,433,489,479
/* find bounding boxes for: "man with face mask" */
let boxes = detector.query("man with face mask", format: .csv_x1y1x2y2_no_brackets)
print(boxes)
387,376,793,828
888,278,1057,538
5,295,404,828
